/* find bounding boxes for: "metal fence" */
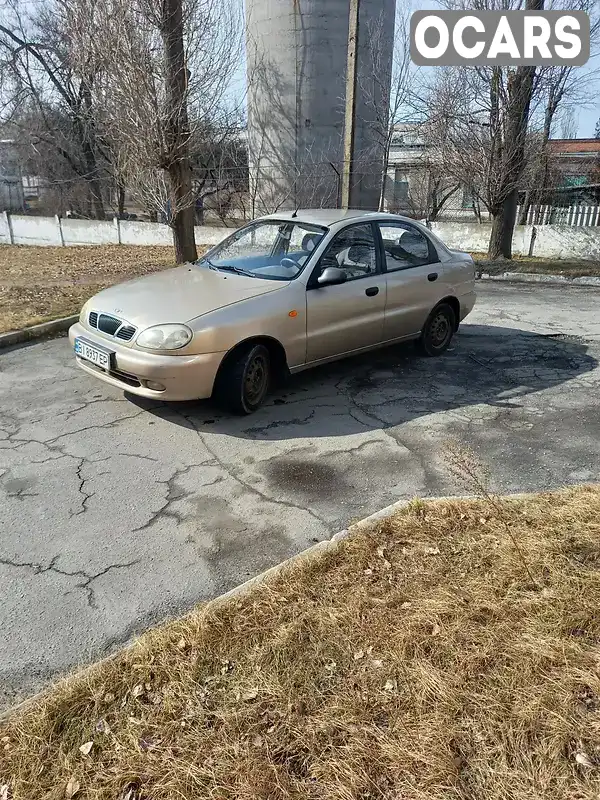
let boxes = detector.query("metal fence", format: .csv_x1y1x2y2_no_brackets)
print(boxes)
516,203,600,226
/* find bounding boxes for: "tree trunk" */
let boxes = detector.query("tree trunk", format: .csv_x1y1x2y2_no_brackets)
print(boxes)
161,0,197,263
488,190,518,259
79,81,106,221
82,137,105,219
487,0,543,259
168,160,197,262
117,184,126,217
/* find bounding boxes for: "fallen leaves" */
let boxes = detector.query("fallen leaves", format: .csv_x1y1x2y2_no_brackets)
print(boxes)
376,546,392,570
65,777,81,798
238,689,259,701
95,719,111,735
575,749,596,769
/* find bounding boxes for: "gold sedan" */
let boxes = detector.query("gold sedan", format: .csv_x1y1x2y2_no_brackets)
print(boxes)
69,209,476,414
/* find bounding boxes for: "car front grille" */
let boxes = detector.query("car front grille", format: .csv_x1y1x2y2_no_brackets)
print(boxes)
98,314,120,335
115,325,136,341
88,311,136,343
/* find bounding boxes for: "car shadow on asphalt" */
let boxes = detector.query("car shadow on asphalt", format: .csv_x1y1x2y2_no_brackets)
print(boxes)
126,324,598,440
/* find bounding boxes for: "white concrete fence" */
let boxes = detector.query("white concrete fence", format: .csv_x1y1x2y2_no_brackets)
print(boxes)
1,211,600,261
0,211,230,249
429,221,600,260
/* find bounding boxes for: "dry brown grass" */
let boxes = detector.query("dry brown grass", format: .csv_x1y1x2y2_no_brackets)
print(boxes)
470,253,600,277
2,486,600,800
0,245,207,333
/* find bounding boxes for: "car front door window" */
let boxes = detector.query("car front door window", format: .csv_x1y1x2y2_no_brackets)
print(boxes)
313,224,378,283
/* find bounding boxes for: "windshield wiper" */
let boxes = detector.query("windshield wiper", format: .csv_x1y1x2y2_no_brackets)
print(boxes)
198,257,219,270
215,264,255,277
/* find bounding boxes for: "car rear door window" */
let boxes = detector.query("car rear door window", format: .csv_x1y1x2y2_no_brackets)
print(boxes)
378,223,435,272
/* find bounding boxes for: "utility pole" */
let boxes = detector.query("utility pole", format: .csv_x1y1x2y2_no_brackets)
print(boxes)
341,0,360,210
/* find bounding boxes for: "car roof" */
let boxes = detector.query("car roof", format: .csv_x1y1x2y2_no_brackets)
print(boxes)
258,208,421,228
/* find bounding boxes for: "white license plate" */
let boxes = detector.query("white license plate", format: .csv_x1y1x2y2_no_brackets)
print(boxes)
74,338,111,370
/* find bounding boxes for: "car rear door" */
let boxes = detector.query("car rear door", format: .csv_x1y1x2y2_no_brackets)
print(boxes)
376,221,445,341
305,222,386,363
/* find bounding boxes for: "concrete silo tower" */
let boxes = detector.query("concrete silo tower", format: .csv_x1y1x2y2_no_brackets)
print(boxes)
246,0,397,213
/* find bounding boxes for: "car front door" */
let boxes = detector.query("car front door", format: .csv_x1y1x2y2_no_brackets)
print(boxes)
377,221,444,341
306,222,386,363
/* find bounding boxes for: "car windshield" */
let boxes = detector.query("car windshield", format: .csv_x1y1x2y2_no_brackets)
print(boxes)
197,220,327,280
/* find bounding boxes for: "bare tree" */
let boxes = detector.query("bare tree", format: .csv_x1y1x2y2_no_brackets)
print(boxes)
189,118,248,225
426,0,600,258
0,0,110,218
94,0,242,260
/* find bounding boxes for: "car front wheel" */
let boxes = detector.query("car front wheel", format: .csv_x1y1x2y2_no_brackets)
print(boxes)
418,303,456,356
218,343,271,414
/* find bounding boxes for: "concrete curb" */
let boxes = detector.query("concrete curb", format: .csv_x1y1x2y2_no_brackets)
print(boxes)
1,491,533,723
478,271,600,287
0,315,78,349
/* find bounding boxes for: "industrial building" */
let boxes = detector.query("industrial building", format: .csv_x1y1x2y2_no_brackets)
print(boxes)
246,0,396,213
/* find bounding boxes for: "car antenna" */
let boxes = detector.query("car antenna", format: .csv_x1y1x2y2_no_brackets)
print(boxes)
291,203,300,218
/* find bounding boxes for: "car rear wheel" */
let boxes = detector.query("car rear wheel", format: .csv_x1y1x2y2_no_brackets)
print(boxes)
218,343,271,414
418,303,456,357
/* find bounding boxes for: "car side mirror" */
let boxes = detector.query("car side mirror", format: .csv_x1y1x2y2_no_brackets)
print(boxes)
317,266,347,286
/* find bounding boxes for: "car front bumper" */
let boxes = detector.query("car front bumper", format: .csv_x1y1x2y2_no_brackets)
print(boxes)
68,323,226,401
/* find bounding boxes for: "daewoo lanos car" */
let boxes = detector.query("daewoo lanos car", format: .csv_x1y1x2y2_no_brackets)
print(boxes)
69,210,476,414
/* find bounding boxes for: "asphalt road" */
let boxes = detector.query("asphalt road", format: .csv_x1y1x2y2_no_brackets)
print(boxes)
1,282,600,710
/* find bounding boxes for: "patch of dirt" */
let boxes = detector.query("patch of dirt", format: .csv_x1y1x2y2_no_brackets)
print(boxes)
471,253,600,278
0,244,207,333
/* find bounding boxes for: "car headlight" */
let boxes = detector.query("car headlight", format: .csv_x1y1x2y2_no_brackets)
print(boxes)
136,324,193,350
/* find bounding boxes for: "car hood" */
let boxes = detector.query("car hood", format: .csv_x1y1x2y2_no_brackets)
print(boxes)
88,265,285,328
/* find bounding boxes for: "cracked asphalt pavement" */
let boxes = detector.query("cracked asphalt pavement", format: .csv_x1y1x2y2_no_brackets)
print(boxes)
1,282,599,709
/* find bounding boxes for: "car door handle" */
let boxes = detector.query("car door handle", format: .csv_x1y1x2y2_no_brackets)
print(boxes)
428,272,439,282
365,286,379,296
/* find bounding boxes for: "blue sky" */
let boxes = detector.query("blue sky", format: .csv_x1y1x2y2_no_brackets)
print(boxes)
234,1,600,137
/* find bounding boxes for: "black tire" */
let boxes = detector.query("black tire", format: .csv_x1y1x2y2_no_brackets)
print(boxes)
217,343,271,414
418,302,456,357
